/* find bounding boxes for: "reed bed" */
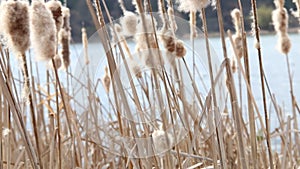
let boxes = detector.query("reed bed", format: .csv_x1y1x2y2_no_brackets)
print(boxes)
0,0,299,168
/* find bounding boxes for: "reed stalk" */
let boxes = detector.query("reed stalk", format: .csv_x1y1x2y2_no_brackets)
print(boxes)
285,54,300,158
236,0,257,167
251,0,274,168
215,0,247,168
20,53,42,169
93,1,143,167
200,8,221,168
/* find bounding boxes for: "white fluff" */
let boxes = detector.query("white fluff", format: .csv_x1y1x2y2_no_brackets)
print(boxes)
152,129,174,155
177,0,211,12
0,0,30,54
30,0,56,61
120,11,138,37
46,0,63,32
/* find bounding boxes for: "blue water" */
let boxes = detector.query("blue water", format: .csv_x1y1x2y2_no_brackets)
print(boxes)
70,34,300,117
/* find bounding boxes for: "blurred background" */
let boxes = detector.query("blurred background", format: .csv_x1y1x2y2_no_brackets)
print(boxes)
69,0,299,42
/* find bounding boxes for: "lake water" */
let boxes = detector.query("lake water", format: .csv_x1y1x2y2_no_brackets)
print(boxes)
67,33,300,150
69,33,300,115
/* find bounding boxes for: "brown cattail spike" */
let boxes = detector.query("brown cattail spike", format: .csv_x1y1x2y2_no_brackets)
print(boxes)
160,29,175,53
1,0,30,55
59,7,71,69
59,29,70,69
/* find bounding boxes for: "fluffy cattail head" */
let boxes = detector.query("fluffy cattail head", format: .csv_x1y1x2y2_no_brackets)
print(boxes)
277,34,291,54
1,0,30,54
177,0,210,12
231,8,243,58
30,0,56,61
174,40,186,58
272,0,291,54
102,67,111,93
272,8,289,34
46,0,63,32
231,8,241,34
152,128,173,155
233,34,243,59
160,29,176,53
120,11,138,37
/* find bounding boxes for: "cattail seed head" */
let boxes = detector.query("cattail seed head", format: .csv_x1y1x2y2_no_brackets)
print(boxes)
272,0,291,54
231,8,243,59
272,8,288,34
30,0,56,61
58,29,71,69
177,0,210,12
174,40,186,58
102,67,111,93
231,8,241,35
152,129,173,155
120,11,138,37
46,0,63,32
277,34,291,54
1,0,30,55
59,7,71,69
160,29,176,53
233,34,243,59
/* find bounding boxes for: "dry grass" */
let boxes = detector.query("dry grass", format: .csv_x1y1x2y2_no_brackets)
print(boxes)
0,0,299,169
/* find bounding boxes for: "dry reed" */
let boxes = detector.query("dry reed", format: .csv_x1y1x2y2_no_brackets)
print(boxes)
0,0,299,168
